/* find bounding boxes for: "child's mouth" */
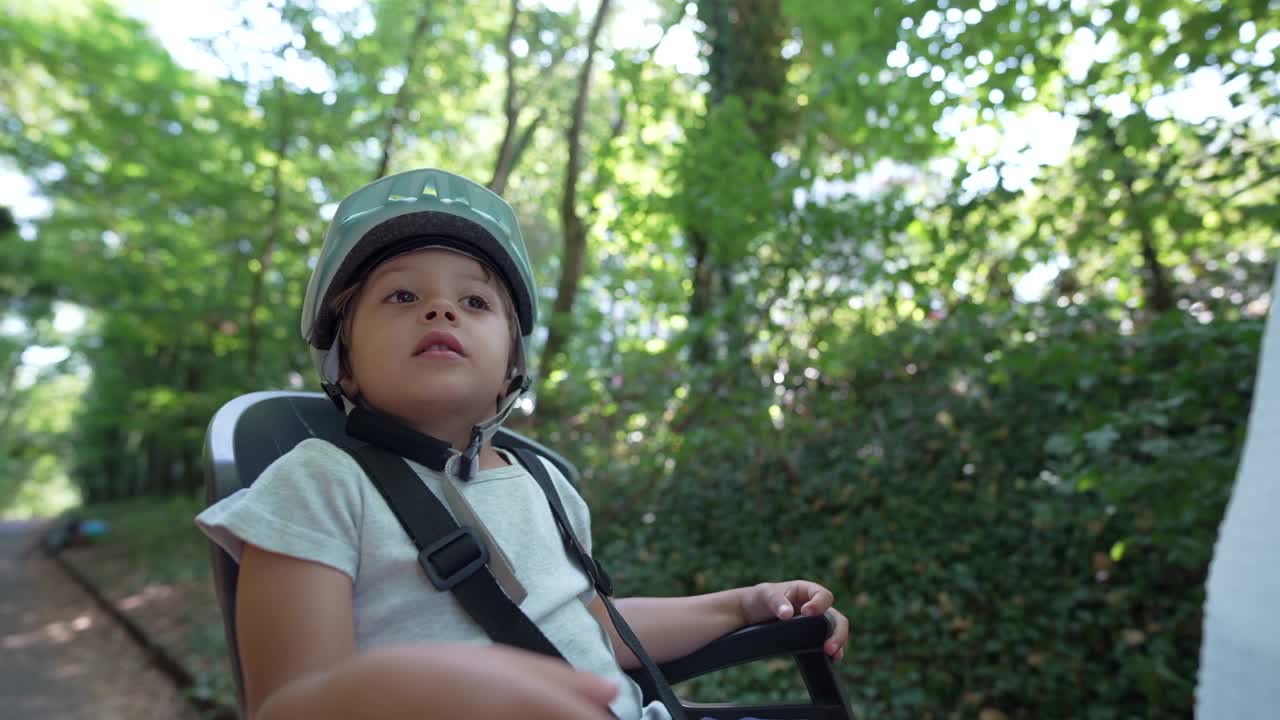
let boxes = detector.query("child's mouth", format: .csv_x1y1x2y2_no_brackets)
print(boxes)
413,331,466,357
417,345,463,359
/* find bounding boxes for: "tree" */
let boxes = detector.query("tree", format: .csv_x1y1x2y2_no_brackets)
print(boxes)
1,0,1277,710
539,0,614,378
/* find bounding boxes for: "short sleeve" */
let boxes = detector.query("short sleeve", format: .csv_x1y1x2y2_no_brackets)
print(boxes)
195,438,366,579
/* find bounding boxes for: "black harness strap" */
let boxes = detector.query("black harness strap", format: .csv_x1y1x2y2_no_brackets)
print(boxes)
511,448,688,720
342,444,565,660
339,410,685,720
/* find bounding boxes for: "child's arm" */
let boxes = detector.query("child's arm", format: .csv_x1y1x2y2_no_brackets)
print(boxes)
587,581,849,669
236,543,355,717
238,543,617,720
258,643,620,720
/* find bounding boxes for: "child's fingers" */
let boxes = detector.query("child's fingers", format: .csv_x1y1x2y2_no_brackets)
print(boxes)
773,594,795,619
823,608,850,657
759,581,840,622
799,585,835,615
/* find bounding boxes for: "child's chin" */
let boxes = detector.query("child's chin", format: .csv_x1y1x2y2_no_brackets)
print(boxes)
398,392,489,417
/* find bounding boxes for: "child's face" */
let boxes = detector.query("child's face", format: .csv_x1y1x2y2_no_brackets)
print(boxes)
339,247,514,430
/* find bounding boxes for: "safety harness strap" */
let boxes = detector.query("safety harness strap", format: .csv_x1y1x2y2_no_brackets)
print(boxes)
342,444,565,660
511,448,687,720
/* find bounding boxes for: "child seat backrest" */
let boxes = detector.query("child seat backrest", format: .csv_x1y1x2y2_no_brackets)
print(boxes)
201,390,580,712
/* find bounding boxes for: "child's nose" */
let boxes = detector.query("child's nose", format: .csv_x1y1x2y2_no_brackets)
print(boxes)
423,300,457,324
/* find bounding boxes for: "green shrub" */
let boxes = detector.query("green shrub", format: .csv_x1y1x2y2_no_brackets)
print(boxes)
580,303,1260,719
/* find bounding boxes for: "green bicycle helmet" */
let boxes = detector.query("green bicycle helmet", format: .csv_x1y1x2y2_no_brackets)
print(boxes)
302,168,538,419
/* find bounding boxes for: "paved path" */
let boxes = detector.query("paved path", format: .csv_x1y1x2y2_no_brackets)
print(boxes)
0,520,198,720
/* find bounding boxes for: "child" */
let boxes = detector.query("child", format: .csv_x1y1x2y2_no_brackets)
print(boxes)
197,168,849,720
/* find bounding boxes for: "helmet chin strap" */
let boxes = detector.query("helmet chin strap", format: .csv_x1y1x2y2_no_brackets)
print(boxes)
321,340,348,412
322,380,355,413
457,375,529,481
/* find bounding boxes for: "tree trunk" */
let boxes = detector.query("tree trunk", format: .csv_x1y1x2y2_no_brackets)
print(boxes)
0,359,19,441
245,117,288,377
688,228,715,364
375,8,433,180
1098,112,1174,313
1132,190,1174,313
685,0,789,364
490,0,523,195
491,110,545,196
539,0,613,376
491,1,574,194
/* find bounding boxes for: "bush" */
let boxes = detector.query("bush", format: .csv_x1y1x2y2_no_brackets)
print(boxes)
580,303,1260,719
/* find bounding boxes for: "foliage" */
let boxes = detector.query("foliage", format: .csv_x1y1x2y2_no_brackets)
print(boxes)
1,373,86,518
587,303,1259,718
2,0,1278,715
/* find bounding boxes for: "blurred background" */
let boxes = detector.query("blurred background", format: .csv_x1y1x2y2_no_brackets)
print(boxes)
1,0,1277,716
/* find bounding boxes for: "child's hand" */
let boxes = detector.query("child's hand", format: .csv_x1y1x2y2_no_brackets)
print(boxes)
739,581,849,661
455,644,621,719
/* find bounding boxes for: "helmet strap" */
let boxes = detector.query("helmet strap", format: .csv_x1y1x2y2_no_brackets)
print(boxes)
321,336,360,414
458,377,529,481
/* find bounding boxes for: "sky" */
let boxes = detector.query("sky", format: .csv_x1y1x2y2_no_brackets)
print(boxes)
5,0,1272,377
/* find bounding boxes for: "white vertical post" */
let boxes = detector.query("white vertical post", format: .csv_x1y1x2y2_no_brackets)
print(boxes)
1197,262,1280,718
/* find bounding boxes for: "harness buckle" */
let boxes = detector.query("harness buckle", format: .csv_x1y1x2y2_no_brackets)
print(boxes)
420,527,489,590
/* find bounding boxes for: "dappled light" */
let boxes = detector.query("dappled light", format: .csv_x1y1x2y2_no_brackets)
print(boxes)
116,582,176,612
2,0,1277,716
0,522,201,718
1,612,96,650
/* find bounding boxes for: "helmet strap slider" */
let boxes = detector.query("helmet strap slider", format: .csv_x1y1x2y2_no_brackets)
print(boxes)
506,375,529,398
321,381,346,412
458,426,485,482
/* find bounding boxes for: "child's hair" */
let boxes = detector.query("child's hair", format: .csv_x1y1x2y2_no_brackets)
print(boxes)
329,255,522,384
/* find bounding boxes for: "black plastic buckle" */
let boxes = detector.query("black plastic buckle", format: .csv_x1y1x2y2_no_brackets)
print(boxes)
419,527,489,590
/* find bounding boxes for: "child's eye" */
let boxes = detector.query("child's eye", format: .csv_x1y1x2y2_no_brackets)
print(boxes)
385,289,418,304
463,294,492,311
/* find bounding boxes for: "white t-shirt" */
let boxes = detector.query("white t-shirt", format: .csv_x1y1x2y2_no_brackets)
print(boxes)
196,437,668,720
